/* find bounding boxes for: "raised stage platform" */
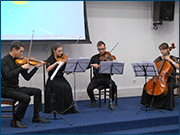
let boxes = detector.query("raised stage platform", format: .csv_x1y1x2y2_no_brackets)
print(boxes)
1,96,179,134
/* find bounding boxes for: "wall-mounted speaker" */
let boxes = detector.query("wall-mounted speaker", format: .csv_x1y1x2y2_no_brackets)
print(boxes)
153,1,175,21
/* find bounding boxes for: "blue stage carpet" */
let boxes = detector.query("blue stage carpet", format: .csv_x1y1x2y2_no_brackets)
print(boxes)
1,96,179,134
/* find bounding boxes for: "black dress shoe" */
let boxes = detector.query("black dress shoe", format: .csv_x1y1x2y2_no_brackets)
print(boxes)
108,103,115,110
90,100,96,108
11,120,27,128
32,117,50,123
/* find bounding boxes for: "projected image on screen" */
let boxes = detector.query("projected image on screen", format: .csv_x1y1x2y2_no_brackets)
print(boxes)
1,1,86,41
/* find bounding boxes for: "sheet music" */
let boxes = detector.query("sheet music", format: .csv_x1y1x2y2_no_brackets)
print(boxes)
99,61,124,74
76,57,90,72
131,61,158,77
112,62,124,74
68,58,79,62
142,60,154,63
64,58,90,72
64,58,78,72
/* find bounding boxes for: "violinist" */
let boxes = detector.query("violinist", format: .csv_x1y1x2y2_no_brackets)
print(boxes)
86,41,117,110
141,43,179,111
44,42,79,114
1,41,50,128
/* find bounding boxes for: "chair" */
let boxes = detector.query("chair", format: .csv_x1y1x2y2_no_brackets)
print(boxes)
174,72,179,98
43,64,46,102
174,57,179,98
90,67,117,107
1,98,17,128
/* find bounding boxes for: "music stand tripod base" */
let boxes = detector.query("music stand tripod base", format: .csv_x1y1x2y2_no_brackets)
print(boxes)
136,103,164,115
60,97,83,118
63,58,91,118
36,110,73,127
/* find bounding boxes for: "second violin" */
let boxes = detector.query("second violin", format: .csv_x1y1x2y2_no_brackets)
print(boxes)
99,51,116,61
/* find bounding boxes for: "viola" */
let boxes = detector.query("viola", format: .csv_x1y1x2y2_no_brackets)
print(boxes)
145,43,175,98
99,51,116,61
15,56,49,66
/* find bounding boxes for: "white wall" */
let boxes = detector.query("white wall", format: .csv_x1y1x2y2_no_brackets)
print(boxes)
1,1,179,103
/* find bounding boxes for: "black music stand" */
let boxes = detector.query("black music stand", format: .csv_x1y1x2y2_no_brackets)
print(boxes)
131,61,159,83
99,61,125,114
131,62,164,115
62,58,90,117
36,66,74,127
36,89,73,127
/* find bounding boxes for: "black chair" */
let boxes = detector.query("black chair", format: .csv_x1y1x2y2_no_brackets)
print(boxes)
43,64,47,102
174,57,179,98
174,73,179,98
90,67,117,107
1,98,17,128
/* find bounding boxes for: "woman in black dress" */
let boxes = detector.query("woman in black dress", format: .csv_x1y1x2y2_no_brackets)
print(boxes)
44,43,78,114
141,43,179,111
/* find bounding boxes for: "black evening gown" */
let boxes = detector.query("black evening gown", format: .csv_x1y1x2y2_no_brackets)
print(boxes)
44,55,77,114
141,56,177,111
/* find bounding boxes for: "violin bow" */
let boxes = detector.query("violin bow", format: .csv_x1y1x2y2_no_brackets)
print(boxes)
27,30,34,64
109,42,119,53
102,42,119,61
67,36,81,57
50,37,81,81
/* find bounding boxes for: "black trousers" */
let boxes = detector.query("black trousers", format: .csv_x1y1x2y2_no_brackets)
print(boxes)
87,77,117,102
1,86,42,120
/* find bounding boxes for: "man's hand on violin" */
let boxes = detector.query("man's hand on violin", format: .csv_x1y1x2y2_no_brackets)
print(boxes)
91,64,99,69
22,64,30,69
36,61,46,68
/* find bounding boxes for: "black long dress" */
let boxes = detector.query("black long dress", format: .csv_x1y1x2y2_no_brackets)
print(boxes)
44,55,77,114
141,55,177,111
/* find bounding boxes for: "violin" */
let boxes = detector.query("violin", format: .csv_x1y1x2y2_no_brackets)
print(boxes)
15,56,49,66
50,38,80,81
99,51,116,61
57,54,68,63
145,43,175,98
99,42,119,61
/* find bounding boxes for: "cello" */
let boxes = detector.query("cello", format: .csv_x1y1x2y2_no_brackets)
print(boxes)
145,43,175,98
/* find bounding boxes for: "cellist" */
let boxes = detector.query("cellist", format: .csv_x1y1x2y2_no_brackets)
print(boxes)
141,43,179,111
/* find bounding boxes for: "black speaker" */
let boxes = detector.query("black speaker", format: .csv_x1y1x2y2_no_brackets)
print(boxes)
153,1,175,21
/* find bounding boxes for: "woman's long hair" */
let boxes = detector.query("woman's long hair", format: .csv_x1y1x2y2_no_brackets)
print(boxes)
51,42,63,56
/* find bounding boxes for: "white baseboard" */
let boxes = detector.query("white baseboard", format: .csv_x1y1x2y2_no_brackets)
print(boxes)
1,87,143,106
